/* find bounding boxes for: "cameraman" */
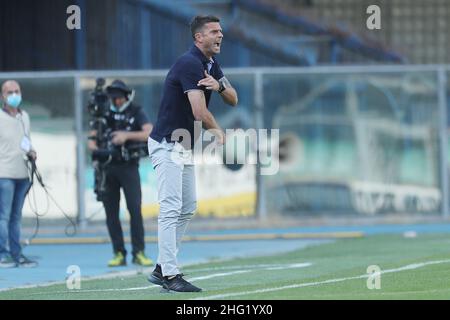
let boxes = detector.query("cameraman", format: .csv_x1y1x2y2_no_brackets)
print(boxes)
87,79,153,267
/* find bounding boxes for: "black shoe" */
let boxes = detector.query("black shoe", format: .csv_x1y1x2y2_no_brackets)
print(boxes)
162,274,202,292
16,254,38,268
147,264,163,286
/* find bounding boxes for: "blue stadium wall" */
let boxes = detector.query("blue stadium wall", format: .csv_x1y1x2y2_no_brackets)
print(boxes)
0,0,289,71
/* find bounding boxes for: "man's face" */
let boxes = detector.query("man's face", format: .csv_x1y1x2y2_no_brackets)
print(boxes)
197,22,223,56
2,81,21,102
112,96,126,108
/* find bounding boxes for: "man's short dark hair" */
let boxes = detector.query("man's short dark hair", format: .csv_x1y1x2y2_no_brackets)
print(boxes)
190,15,220,39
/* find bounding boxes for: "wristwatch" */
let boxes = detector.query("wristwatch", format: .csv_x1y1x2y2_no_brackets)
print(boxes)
218,81,226,93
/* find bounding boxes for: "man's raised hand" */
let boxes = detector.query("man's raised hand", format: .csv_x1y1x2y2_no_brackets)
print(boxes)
197,70,220,91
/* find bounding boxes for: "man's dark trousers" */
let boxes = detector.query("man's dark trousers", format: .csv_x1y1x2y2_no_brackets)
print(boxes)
102,162,145,256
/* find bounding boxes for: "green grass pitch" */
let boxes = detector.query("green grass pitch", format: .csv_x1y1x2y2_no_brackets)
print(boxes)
2,233,450,300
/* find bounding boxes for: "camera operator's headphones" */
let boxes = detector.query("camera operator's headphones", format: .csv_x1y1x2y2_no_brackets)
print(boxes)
106,79,135,113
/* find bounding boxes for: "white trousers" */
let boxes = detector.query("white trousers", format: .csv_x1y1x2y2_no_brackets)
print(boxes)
148,137,197,276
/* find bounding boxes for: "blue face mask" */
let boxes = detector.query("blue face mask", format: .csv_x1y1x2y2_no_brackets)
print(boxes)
110,101,119,112
110,99,131,113
6,94,22,108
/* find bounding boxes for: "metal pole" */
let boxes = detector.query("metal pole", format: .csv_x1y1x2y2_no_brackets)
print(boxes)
254,71,267,221
74,76,87,229
74,0,86,70
438,68,449,218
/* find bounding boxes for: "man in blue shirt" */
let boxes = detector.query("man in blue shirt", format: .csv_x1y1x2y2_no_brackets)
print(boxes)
148,15,238,292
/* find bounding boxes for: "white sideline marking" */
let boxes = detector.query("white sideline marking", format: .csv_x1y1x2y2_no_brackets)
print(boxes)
0,268,153,293
27,262,312,295
188,263,311,281
189,262,311,273
265,263,311,270
189,270,251,281
43,270,256,294
0,264,296,293
28,285,157,295
192,259,450,300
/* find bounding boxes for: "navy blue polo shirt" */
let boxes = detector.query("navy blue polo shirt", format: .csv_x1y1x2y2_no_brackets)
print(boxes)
150,45,224,149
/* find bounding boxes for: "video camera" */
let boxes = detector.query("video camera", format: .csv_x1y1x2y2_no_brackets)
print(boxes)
87,78,110,118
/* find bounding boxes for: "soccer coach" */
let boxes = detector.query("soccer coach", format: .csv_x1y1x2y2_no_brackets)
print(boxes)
147,15,238,292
